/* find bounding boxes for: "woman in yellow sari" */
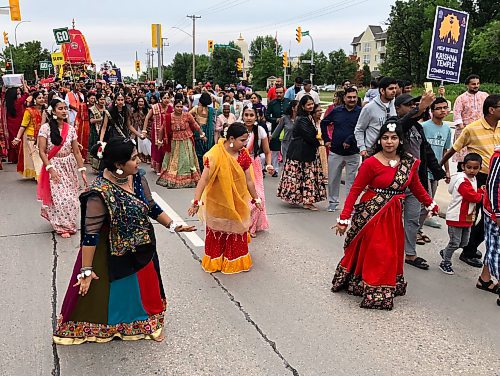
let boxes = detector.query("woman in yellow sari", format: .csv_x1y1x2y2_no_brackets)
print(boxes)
188,123,262,274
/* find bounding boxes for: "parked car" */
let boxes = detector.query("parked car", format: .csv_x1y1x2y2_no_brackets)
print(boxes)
324,84,336,92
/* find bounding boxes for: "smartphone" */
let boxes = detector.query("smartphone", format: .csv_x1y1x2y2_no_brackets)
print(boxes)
424,82,433,93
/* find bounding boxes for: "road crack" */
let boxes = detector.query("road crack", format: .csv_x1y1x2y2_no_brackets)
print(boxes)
50,232,61,376
175,233,300,376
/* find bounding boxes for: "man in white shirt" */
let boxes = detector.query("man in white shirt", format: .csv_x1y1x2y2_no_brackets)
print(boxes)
295,79,320,104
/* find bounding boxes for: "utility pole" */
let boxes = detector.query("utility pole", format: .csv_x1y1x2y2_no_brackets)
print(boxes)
186,14,201,88
308,34,315,85
156,26,162,85
146,50,150,81
135,51,139,82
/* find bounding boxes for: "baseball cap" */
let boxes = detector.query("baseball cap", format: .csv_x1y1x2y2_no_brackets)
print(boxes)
395,93,421,107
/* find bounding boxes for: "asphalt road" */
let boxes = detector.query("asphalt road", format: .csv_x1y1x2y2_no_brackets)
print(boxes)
0,162,499,376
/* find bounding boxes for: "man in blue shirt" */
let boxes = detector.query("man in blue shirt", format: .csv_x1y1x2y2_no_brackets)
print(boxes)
420,97,452,229
320,87,362,212
284,76,303,101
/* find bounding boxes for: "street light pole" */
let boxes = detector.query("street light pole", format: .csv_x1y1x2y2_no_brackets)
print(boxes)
307,34,315,85
14,20,30,47
186,15,201,88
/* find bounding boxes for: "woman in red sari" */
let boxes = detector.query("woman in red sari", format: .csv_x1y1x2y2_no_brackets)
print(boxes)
76,93,90,162
5,83,29,163
331,118,438,310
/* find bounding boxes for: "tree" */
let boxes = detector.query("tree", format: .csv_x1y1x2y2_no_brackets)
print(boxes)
362,64,372,86
171,52,192,85
0,41,51,81
323,49,358,85
249,36,283,90
209,42,241,86
468,20,500,82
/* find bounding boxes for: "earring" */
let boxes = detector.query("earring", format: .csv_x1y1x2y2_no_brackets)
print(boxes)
400,140,403,144
116,168,124,175
52,115,58,119
377,140,381,144
229,142,234,148
254,121,258,126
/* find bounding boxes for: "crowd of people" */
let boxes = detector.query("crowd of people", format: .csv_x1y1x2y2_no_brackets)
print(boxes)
0,71,498,345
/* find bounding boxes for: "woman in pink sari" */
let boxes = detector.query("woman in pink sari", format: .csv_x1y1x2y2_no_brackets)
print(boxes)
37,98,88,238
241,106,274,237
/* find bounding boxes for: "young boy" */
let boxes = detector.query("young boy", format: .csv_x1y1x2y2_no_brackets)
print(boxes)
440,153,485,274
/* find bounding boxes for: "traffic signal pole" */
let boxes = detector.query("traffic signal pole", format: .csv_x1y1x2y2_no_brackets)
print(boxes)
308,34,314,85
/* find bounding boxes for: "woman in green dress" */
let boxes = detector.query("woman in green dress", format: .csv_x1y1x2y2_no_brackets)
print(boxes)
156,99,206,188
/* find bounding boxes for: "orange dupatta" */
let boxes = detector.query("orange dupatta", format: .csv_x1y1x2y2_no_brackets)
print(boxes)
199,139,251,234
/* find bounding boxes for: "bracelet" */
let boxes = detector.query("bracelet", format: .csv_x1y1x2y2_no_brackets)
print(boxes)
336,218,351,226
265,164,274,170
251,197,262,204
425,201,437,212
14,137,21,142
191,199,203,207
200,133,206,138
78,167,87,172
45,164,54,171
76,267,93,281
168,221,181,233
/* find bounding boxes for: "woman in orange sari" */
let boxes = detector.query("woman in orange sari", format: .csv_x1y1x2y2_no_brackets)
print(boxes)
12,91,44,180
188,123,262,274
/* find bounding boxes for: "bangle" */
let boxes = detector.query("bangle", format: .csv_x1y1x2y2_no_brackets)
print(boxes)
265,164,274,170
251,197,262,204
200,133,206,138
14,137,21,142
168,221,181,233
191,199,203,207
337,218,351,226
426,201,437,212
45,164,54,171
76,268,93,281
78,167,87,172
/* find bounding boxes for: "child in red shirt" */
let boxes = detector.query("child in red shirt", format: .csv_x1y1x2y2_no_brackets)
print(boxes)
440,153,485,274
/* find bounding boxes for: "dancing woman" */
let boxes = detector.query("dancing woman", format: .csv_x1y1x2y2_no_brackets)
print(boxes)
241,105,274,237
331,118,438,310
188,123,262,274
12,91,44,180
37,98,88,238
53,137,194,345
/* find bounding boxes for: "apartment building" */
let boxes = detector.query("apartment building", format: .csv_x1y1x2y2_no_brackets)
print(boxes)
351,25,387,75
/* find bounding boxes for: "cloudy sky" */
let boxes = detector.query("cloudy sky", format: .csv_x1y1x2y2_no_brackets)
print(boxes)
3,0,395,76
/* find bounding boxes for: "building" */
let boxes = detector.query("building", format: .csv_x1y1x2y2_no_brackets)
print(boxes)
351,25,387,76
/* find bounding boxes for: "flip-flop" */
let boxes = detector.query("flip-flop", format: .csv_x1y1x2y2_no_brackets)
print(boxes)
405,257,429,270
476,277,500,294
421,233,431,243
303,204,319,211
416,233,426,245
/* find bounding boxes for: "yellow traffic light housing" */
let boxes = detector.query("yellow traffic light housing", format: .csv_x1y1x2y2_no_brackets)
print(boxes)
9,0,21,21
135,60,141,72
3,32,9,45
282,52,288,68
236,58,243,72
208,40,214,53
296,26,302,43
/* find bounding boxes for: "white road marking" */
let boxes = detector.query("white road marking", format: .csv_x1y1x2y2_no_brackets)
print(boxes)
152,192,205,247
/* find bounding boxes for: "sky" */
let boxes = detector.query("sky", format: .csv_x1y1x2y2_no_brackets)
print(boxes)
2,0,396,77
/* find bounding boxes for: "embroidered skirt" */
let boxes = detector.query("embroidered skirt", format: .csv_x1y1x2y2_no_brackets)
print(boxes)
201,227,252,274
18,134,43,180
156,138,200,188
53,236,166,345
249,157,269,234
277,157,326,205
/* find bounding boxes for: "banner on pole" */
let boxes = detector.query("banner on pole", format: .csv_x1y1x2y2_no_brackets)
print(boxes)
426,6,469,83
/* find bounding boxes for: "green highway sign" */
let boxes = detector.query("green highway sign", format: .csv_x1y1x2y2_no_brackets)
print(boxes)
214,44,230,48
39,61,52,70
301,31,310,36
53,28,71,45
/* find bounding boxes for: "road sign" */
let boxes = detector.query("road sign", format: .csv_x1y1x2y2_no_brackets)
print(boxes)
214,44,230,48
301,31,310,36
9,0,21,21
39,61,51,70
51,52,65,66
301,59,312,64
53,28,71,45
152,24,161,48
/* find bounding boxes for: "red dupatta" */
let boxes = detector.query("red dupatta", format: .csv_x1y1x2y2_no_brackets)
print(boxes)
37,123,70,206
163,112,173,153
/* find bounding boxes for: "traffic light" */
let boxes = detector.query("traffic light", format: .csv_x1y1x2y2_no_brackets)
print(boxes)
9,0,21,21
135,60,141,72
282,52,288,68
296,26,302,43
3,32,9,45
236,58,243,72
208,40,214,53
5,61,11,71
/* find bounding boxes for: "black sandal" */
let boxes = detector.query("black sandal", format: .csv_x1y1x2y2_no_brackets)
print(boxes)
405,257,429,270
476,277,500,294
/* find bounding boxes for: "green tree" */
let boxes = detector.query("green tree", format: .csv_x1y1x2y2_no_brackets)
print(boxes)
250,36,282,90
171,52,192,85
468,20,500,82
0,41,51,81
323,49,358,85
209,42,241,86
362,64,372,86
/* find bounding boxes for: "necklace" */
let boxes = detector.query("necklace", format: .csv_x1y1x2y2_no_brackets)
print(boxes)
110,172,130,186
381,152,398,168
